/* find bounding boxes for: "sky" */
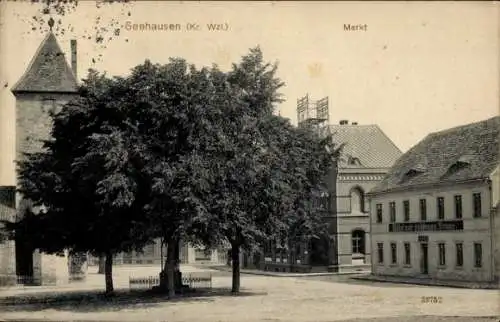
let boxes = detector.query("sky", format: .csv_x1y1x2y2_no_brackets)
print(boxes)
0,1,498,185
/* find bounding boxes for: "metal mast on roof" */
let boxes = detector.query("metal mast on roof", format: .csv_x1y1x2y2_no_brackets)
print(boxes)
48,17,55,31
297,94,330,137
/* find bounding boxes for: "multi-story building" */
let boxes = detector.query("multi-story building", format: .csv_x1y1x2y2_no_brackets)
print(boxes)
328,120,403,272
368,116,500,283
260,120,402,273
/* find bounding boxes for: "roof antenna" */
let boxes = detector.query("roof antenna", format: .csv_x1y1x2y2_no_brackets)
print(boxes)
48,17,55,31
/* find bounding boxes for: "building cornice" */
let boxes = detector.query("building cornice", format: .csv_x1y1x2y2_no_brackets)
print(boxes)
12,90,78,96
338,173,386,182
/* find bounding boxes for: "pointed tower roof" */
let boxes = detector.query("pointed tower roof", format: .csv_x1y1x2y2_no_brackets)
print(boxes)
11,32,78,94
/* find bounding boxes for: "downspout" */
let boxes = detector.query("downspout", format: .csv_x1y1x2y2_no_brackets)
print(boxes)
329,158,339,270
487,179,495,282
368,194,373,275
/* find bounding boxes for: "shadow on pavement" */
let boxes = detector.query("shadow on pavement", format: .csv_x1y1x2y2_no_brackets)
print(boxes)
0,288,267,313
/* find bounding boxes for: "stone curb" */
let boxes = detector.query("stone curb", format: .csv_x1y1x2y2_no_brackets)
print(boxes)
206,265,370,277
350,275,500,290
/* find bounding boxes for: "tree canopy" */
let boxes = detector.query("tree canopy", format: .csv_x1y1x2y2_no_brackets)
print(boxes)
3,46,341,294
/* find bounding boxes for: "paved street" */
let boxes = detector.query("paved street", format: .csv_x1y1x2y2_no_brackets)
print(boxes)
0,265,498,322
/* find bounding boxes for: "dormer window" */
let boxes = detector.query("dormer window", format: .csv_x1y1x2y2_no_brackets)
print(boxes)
348,156,361,166
342,153,362,166
447,161,469,172
401,164,426,182
405,168,423,177
456,154,474,165
442,154,473,178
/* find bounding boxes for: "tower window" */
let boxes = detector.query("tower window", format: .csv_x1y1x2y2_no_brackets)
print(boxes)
41,99,56,114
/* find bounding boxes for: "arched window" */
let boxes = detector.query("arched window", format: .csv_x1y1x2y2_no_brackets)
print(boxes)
350,187,365,213
352,230,365,255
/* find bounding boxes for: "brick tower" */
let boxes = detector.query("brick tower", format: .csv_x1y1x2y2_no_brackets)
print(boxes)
10,19,84,285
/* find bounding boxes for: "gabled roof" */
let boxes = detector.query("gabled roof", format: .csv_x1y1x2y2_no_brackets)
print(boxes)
329,124,402,169
11,32,78,94
370,116,500,194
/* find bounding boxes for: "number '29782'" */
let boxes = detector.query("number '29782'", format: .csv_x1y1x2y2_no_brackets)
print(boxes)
421,296,443,303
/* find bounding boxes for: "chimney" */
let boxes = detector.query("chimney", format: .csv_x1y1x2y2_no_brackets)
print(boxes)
70,39,77,79
339,120,349,125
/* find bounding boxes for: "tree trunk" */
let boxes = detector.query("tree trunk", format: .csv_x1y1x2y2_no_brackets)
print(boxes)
174,240,183,291
104,252,114,294
159,238,182,295
226,249,231,266
98,255,105,274
174,240,180,272
231,244,240,293
166,240,176,298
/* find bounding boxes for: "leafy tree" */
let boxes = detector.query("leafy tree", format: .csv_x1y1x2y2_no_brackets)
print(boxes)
5,70,153,294
187,48,341,292
118,59,212,297
3,47,341,298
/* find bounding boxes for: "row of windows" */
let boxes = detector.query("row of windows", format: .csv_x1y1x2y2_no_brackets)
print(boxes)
375,193,482,223
376,242,483,268
313,188,366,213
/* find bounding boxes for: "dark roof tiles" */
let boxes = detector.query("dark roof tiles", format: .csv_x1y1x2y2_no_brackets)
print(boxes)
12,32,78,94
370,116,500,194
329,124,402,169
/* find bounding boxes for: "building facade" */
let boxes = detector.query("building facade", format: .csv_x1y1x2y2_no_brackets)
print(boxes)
260,120,402,273
368,116,500,283
328,121,402,272
0,186,16,285
7,30,82,286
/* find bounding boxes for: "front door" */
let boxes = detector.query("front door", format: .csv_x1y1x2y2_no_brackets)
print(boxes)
420,243,429,274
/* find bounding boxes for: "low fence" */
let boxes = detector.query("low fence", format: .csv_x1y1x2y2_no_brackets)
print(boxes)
0,275,44,287
129,272,212,290
17,275,57,286
16,275,43,286
129,276,159,290
0,274,84,287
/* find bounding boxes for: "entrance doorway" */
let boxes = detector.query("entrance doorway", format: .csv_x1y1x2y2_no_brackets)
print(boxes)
309,235,330,266
420,243,429,274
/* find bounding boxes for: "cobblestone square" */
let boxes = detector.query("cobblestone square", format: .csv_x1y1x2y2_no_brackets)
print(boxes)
0,265,498,322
